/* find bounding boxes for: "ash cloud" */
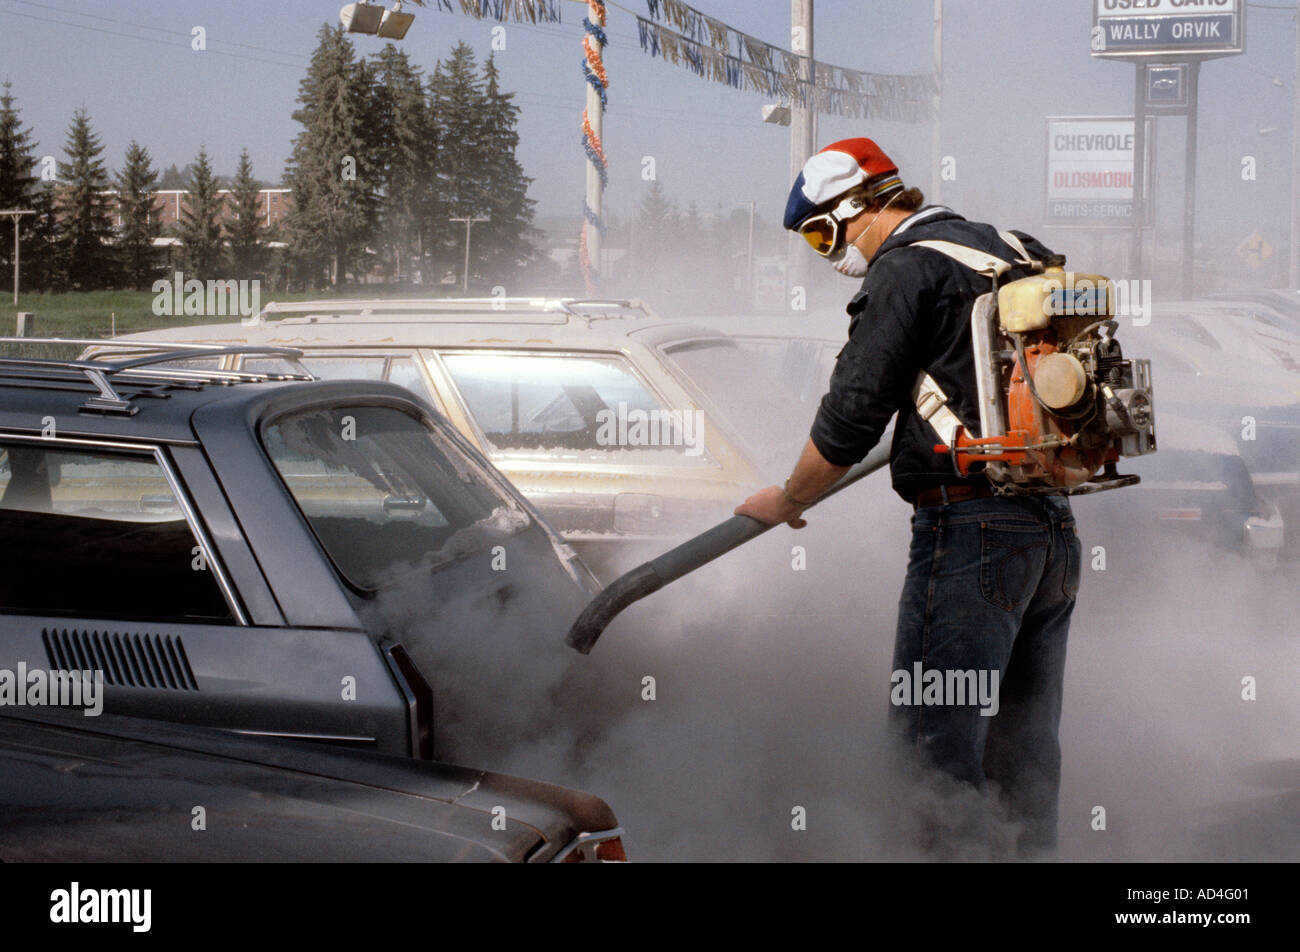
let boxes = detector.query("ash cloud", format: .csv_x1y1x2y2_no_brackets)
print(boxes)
368,455,1298,861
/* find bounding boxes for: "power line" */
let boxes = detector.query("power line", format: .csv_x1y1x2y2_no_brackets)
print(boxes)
3,0,308,59
0,7,304,69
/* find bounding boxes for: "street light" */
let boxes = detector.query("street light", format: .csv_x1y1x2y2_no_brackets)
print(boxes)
340,2,416,39
378,4,416,39
1,209,35,307
449,216,488,293
340,3,384,34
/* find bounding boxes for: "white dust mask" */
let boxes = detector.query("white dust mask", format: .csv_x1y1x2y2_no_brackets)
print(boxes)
833,242,869,277
830,190,902,278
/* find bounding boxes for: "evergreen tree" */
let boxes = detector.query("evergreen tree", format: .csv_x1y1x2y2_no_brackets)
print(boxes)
226,148,265,280
57,108,117,290
115,140,160,289
369,43,435,283
477,54,540,285
159,164,189,190
283,24,378,288
178,146,224,280
0,82,40,287
26,180,62,293
428,42,489,286
634,178,678,282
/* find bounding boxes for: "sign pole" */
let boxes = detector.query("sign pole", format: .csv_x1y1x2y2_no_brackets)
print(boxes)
1183,59,1200,297
1131,67,1147,278
1094,0,1244,286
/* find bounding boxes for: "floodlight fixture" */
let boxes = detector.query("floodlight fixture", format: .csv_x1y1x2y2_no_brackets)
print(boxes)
340,3,385,34
377,3,416,39
762,104,792,126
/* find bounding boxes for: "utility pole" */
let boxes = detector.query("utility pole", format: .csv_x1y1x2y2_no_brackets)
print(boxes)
1292,0,1300,288
449,216,488,294
1,209,35,307
739,200,755,310
931,0,943,204
787,0,815,307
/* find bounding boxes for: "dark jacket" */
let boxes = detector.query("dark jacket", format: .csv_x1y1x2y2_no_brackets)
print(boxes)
809,205,1056,503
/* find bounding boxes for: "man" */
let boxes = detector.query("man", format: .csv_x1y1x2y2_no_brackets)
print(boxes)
736,138,1082,859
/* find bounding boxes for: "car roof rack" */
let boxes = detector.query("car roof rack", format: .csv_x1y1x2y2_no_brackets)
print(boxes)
251,297,658,326
0,338,313,415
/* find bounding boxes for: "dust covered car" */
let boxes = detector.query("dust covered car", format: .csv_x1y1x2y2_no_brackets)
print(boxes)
110,298,837,577
0,338,624,862
1124,319,1300,562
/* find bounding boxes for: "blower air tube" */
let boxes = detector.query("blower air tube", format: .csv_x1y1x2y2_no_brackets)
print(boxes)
566,442,891,654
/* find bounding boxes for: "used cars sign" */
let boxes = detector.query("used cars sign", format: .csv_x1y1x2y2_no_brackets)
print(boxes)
1093,0,1244,59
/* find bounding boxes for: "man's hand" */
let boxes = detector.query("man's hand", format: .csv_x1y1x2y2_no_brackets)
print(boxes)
733,439,850,529
735,485,808,529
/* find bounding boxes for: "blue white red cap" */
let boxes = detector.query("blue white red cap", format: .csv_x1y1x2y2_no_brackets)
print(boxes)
783,138,902,231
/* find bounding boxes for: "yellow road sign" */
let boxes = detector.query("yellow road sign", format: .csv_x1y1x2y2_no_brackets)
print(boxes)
1237,231,1274,269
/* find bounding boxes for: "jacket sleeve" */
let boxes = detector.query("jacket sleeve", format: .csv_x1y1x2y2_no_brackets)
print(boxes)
809,251,935,466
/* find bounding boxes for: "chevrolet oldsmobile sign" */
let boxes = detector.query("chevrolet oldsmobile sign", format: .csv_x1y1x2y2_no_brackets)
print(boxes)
1093,0,1244,59
1045,116,1154,225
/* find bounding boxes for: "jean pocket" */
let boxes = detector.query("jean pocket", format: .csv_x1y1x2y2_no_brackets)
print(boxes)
980,523,1048,612
1061,522,1082,600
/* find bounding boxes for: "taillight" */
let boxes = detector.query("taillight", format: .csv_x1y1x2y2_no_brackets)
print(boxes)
1159,508,1202,521
595,837,627,862
557,832,628,862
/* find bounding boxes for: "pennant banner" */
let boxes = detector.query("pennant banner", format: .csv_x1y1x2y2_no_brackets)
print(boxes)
433,0,562,23
637,2,935,122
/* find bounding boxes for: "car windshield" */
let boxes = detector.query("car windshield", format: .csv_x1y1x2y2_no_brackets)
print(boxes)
660,337,833,466
262,405,527,590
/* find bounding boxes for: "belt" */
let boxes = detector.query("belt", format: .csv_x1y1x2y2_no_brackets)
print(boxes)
913,483,997,510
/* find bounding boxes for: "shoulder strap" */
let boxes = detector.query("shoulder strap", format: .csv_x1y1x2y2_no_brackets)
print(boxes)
997,230,1041,270
909,240,1012,279
899,228,1041,449
907,230,1042,279
911,370,966,448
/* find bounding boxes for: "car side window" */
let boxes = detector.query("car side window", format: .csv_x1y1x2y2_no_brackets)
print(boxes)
243,354,427,398
0,443,233,622
438,351,712,464
386,356,424,394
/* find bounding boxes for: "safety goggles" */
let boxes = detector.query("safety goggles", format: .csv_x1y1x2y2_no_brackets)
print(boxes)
797,192,866,257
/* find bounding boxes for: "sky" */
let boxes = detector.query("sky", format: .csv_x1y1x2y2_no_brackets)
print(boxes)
0,0,1295,281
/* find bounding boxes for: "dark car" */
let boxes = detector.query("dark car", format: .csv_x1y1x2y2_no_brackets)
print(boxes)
0,338,624,862
0,707,621,862
1071,412,1283,571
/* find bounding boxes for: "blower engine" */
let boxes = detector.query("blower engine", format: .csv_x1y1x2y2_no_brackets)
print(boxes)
929,254,1157,495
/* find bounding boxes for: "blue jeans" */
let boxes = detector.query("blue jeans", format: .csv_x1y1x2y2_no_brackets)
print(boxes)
888,492,1080,858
